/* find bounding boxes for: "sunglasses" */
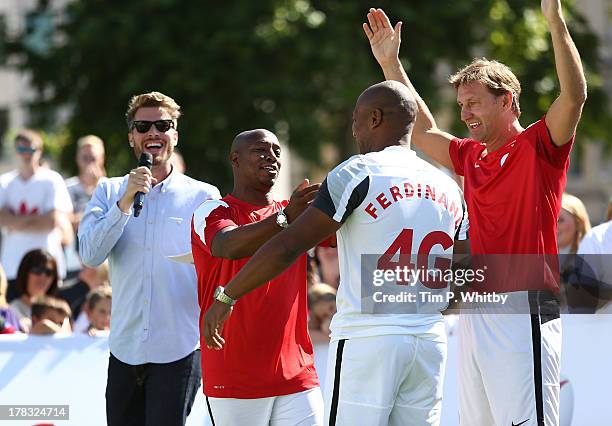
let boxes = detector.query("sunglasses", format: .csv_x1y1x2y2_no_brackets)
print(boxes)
130,120,175,133
16,145,37,154
30,266,54,276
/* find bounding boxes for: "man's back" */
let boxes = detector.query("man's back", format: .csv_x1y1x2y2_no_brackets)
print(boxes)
314,145,468,340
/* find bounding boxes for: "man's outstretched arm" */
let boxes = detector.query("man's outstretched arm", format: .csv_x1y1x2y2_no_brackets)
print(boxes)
364,8,456,170
210,179,319,259
542,0,587,146
202,206,341,349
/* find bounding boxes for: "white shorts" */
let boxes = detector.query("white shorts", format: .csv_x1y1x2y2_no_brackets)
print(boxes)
324,333,446,426
206,387,324,426
458,291,561,426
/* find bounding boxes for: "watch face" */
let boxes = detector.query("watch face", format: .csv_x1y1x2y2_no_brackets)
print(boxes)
214,287,223,298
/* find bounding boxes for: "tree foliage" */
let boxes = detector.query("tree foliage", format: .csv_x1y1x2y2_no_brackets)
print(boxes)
5,0,609,191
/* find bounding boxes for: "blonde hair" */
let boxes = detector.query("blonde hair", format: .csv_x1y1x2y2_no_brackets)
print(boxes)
77,135,105,154
308,283,337,310
449,58,522,117
96,261,109,285
562,193,592,253
125,91,181,128
86,285,112,311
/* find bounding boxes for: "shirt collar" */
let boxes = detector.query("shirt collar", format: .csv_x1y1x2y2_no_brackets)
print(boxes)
156,165,179,192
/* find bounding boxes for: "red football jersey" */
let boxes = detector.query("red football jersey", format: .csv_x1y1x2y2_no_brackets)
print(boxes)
191,194,319,398
449,118,573,292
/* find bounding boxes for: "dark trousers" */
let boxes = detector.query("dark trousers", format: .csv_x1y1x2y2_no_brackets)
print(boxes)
105,350,201,426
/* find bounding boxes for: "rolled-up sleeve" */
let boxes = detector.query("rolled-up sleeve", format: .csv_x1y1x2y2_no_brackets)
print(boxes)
78,180,130,267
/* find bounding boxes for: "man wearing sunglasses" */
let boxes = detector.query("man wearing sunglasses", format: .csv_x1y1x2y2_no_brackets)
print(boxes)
0,130,73,293
79,91,220,426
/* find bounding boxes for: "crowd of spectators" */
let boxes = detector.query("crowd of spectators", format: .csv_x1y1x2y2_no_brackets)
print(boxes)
0,130,111,336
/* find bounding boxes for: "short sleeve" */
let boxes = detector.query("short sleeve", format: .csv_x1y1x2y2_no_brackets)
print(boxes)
449,138,477,176
530,117,573,169
312,156,370,223
192,200,235,248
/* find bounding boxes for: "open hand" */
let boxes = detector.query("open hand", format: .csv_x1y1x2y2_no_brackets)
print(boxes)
202,301,233,350
285,179,320,223
363,8,402,67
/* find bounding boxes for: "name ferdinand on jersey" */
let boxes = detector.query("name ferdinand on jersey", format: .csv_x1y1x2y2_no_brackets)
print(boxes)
364,180,462,226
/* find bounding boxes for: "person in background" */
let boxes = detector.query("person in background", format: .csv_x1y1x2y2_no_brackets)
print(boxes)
83,285,112,335
65,135,106,232
29,295,72,335
557,193,593,312
0,130,73,292
9,249,88,332
70,261,110,332
576,197,612,313
313,246,340,288
307,283,337,343
558,193,591,255
0,264,20,334
64,135,107,278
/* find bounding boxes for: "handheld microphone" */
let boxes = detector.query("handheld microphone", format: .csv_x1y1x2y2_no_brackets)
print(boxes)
133,152,153,217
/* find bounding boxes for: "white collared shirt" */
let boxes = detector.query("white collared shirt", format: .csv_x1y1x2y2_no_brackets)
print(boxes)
79,169,220,364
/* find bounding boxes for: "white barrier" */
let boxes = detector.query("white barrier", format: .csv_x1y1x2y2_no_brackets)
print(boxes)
0,315,610,425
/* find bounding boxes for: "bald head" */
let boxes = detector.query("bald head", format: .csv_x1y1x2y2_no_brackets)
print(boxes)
352,81,418,153
231,129,278,154
356,81,418,126
229,128,282,193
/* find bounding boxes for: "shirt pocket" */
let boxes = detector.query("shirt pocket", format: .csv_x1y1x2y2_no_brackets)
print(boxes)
162,216,192,256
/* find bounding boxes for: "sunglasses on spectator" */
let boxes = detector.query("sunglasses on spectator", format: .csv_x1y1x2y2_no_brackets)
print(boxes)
16,145,37,154
130,120,175,133
30,266,54,276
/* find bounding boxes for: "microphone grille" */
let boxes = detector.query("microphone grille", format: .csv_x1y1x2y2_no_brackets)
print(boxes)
139,152,153,168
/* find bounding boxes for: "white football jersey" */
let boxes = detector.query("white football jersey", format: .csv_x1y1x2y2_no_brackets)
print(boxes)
313,145,468,340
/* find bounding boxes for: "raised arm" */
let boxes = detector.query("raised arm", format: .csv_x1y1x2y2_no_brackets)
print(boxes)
542,0,587,146
203,206,341,349
211,180,319,259
364,8,456,170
